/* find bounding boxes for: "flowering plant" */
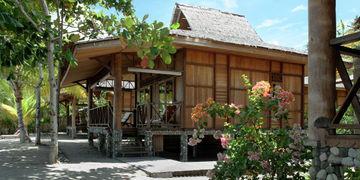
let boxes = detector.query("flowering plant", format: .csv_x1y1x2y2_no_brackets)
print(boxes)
189,75,310,179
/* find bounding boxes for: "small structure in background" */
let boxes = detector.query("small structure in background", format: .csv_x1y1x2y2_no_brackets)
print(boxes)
60,4,307,161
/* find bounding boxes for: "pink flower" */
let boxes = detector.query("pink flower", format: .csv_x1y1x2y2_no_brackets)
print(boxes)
247,151,260,161
220,135,230,149
252,81,271,97
235,109,240,115
188,137,201,146
275,90,295,108
217,153,229,162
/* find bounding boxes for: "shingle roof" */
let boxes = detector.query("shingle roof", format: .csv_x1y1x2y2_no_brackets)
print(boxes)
170,3,306,55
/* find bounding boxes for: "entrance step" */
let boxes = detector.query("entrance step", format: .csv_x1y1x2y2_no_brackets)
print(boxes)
118,137,147,157
118,157,215,178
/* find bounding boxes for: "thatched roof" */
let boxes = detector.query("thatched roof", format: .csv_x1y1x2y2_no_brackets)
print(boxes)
170,3,306,55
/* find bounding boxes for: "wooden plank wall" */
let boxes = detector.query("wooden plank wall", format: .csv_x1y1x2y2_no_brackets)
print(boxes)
281,63,304,128
184,50,215,128
183,49,305,129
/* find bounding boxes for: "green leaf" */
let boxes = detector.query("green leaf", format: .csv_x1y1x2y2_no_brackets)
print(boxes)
148,60,155,69
69,34,81,42
160,52,171,64
65,49,78,67
124,16,134,28
143,14,149,21
154,21,164,29
150,47,158,57
137,50,144,59
170,22,180,30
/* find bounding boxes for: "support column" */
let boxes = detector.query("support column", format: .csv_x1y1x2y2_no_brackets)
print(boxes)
87,82,94,146
66,101,70,135
71,97,77,139
112,53,123,158
180,133,188,162
145,131,153,156
308,0,338,179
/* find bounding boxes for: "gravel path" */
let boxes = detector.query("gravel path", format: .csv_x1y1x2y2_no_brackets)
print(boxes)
0,134,207,180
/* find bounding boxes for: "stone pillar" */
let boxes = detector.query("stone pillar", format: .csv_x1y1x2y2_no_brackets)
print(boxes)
144,131,153,156
88,132,94,147
71,97,77,139
112,129,122,158
180,133,188,162
308,0,338,178
106,132,112,157
98,133,106,154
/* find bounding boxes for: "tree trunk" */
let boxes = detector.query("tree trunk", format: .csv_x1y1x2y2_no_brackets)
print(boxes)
47,39,58,164
12,80,26,143
35,64,43,145
40,0,58,164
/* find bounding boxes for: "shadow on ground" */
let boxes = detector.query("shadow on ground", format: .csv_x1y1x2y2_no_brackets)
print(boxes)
0,136,146,180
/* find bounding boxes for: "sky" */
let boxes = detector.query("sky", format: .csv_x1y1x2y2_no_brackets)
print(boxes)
130,0,360,51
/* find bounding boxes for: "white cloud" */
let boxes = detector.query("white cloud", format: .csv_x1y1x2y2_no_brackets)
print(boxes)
291,4,307,13
256,19,283,29
268,40,280,46
222,0,238,9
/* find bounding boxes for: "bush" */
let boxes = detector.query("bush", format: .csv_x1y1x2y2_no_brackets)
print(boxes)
189,75,310,179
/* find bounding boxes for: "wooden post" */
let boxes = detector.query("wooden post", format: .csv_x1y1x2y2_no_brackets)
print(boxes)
308,1,339,178
113,54,123,130
308,0,336,142
71,97,77,139
66,101,70,135
87,81,94,146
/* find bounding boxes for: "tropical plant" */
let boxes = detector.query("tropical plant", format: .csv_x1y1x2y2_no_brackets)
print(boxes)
189,75,310,179
5,0,178,163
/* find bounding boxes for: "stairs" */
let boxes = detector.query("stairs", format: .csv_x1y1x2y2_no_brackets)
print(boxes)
118,128,148,157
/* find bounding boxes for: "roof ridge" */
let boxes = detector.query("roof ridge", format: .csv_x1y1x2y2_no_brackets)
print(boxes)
175,3,245,18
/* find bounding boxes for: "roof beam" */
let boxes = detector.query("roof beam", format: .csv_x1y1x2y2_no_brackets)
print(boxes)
88,67,110,89
337,46,360,58
93,58,112,72
128,67,182,76
330,32,360,46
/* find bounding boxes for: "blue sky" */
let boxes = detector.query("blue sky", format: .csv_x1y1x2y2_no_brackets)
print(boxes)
130,0,359,51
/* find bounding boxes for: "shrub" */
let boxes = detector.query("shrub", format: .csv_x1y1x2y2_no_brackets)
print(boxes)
189,75,310,179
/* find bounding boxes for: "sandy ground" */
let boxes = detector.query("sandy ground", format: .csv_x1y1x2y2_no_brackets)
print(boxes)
0,134,207,180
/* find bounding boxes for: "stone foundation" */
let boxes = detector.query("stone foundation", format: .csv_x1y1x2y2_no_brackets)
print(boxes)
310,146,360,180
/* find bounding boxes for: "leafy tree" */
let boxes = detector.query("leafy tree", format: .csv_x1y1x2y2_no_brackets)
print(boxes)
6,0,178,163
0,0,46,143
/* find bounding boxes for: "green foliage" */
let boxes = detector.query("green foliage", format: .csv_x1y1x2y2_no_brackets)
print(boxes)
120,15,178,68
190,76,310,179
0,103,17,134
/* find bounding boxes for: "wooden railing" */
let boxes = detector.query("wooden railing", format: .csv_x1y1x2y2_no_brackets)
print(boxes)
89,105,113,127
136,102,182,128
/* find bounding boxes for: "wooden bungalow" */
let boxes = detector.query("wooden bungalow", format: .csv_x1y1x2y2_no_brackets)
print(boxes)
60,4,307,161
